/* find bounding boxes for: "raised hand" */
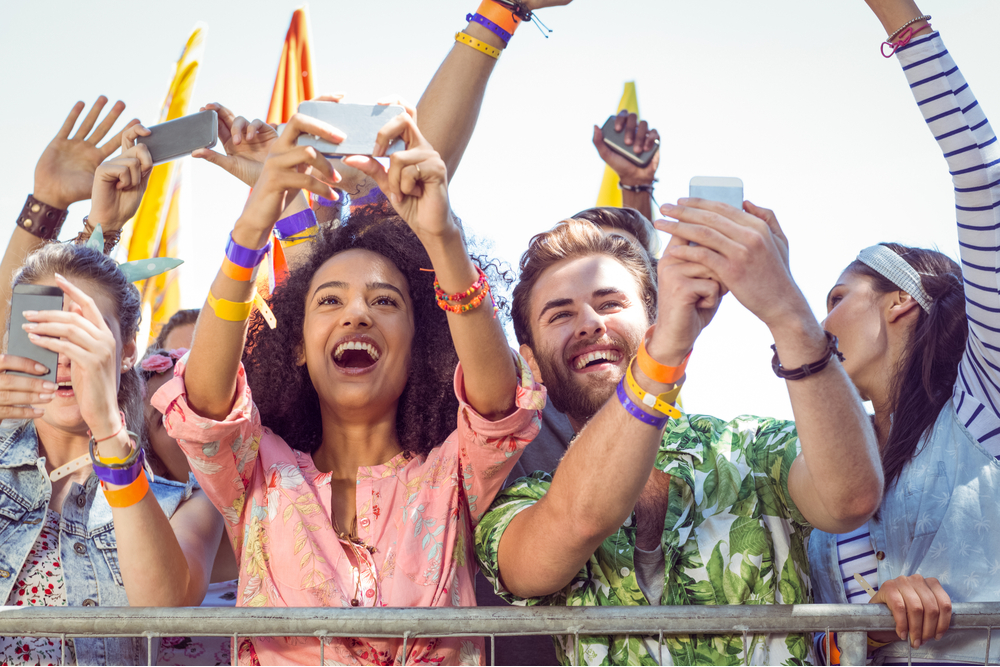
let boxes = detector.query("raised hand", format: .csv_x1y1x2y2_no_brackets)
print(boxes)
0,355,57,422
88,124,154,230
22,274,134,439
592,110,660,186
34,96,137,210
192,103,278,188
343,105,453,241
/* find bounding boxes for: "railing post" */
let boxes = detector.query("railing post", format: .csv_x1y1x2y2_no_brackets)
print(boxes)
837,631,866,666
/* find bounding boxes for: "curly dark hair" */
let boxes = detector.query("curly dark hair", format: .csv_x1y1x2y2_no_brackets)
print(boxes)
243,201,507,458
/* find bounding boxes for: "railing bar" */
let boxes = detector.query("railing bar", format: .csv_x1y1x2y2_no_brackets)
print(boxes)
742,629,748,666
825,628,830,667
147,633,153,667
232,633,238,667
907,633,912,666
60,633,66,667
402,630,408,666
490,633,495,666
985,625,992,666
575,631,580,666
320,633,325,666
658,629,663,665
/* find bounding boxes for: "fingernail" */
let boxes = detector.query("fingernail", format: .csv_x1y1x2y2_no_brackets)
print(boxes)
33,408,45,416
22,323,36,331
54,272,65,280
389,192,399,204
677,197,690,204
22,310,37,317
42,382,57,390
34,364,48,373
39,393,54,401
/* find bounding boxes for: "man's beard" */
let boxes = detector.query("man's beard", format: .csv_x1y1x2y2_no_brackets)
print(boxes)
535,331,643,427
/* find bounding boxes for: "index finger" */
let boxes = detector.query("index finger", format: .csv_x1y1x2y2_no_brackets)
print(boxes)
56,101,86,140
376,96,417,122
53,274,108,332
121,122,150,150
279,113,346,150
373,112,424,158
0,354,51,376
676,197,761,229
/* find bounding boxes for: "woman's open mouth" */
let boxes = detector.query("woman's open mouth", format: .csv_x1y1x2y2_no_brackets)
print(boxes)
332,339,381,375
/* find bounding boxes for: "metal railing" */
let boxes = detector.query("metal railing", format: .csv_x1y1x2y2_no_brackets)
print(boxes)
2,603,999,666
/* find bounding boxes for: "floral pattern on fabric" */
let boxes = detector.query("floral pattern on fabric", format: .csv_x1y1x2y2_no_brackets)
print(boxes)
475,413,816,666
0,511,76,666
152,352,544,666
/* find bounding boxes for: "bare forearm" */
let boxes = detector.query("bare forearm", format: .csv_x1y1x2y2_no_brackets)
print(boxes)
185,221,266,420
865,0,927,34
417,22,503,177
621,189,653,222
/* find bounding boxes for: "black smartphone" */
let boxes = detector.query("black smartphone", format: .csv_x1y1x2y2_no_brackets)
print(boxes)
600,115,659,168
7,285,63,384
137,110,218,165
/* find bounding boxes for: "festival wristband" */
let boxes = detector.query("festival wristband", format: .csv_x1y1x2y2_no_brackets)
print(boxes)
221,256,258,282
478,0,520,35
102,473,150,509
273,208,318,241
225,234,271,269
455,32,501,59
625,361,682,419
91,443,145,486
637,340,690,385
207,290,253,322
466,12,512,44
616,379,669,429
279,232,317,249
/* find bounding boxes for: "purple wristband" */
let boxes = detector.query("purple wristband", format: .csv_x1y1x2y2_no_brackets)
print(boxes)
616,379,669,429
274,208,318,241
91,448,145,486
226,234,271,268
466,12,512,44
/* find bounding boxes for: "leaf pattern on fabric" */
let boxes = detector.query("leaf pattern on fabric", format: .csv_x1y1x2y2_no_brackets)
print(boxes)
474,413,816,666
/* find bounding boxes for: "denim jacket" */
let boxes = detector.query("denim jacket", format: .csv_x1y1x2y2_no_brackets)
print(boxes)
809,403,1000,664
0,420,193,666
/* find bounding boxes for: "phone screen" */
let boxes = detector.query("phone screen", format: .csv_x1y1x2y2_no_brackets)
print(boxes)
689,177,744,209
7,285,63,384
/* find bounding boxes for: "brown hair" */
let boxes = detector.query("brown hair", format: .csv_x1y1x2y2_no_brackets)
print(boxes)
12,243,145,442
512,219,656,348
152,308,199,350
846,243,966,491
572,206,659,264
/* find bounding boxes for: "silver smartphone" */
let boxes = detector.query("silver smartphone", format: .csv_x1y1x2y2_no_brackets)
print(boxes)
137,110,218,165
7,285,63,384
295,102,405,157
689,176,744,209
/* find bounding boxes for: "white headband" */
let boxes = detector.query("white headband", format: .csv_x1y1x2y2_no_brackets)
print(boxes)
856,244,933,313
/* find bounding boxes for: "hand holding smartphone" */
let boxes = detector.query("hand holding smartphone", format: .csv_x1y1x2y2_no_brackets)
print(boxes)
7,285,63,384
600,115,660,168
295,102,406,157
137,110,218,165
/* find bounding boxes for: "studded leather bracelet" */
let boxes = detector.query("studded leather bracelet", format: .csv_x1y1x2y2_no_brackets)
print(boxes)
771,331,845,380
16,194,68,241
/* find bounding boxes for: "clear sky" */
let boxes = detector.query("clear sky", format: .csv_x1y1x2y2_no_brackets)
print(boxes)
2,1,998,421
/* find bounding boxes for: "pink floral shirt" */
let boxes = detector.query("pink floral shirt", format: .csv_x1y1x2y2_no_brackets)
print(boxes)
152,353,544,666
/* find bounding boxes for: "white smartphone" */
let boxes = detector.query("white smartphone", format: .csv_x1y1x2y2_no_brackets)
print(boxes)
688,176,744,209
295,102,405,157
137,110,218,166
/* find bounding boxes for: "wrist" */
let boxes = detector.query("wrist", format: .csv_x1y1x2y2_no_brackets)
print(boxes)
232,218,274,251
31,188,71,212
89,408,125,444
619,176,655,188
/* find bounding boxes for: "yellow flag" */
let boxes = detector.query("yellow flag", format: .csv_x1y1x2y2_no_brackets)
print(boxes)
595,82,639,208
125,24,207,344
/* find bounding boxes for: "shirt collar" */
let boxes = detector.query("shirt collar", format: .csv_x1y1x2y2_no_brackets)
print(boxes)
0,420,41,468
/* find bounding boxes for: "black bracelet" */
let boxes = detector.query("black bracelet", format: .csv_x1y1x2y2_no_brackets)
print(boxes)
619,181,656,194
17,194,68,241
771,331,845,380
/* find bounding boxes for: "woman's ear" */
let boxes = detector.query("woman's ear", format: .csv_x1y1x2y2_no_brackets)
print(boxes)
294,344,306,367
121,338,139,371
520,343,544,384
887,290,922,324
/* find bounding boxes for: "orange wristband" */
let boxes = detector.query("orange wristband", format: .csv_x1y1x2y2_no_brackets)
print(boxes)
477,0,521,35
102,473,150,508
221,256,256,282
637,340,690,385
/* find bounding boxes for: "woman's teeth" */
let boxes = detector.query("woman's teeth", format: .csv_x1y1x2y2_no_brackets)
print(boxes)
574,350,621,370
333,341,380,361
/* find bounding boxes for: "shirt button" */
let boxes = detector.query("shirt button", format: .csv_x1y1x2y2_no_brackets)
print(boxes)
74,542,87,555
875,551,886,561
620,567,630,577
82,598,98,607
623,516,632,528
76,494,86,507
0,570,9,578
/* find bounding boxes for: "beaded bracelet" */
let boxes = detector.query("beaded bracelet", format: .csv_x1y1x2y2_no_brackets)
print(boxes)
882,15,931,58
102,473,150,509
467,12,512,44
455,32,501,60
435,267,488,302
616,379,669,429
226,234,271,268
436,279,496,315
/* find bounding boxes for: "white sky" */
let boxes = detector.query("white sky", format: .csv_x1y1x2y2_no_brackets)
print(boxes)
2,1,998,421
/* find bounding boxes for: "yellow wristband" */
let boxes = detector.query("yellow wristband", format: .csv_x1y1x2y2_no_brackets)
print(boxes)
279,231,317,248
455,32,501,59
207,290,253,322
626,359,682,419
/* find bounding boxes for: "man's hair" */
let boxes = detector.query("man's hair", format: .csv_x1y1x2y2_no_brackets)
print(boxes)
572,206,660,264
512,219,657,348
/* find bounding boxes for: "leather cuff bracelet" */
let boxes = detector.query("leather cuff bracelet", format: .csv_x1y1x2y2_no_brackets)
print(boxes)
17,194,68,240
771,331,845,380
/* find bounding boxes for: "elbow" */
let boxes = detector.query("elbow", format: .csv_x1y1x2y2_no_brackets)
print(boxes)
830,483,883,532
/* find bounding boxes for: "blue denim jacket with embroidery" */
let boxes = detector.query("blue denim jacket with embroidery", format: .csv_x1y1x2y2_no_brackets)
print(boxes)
809,403,1000,664
0,420,193,666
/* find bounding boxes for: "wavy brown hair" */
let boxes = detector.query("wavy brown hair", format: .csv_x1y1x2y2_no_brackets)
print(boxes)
846,243,966,491
243,202,508,458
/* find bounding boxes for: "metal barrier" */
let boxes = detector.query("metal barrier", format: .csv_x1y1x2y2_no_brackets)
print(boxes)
2,602,999,666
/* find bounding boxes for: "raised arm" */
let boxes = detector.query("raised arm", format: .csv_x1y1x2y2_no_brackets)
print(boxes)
491,235,722,598
346,108,517,419
662,199,884,533
592,110,661,221
1,97,133,330
416,0,572,178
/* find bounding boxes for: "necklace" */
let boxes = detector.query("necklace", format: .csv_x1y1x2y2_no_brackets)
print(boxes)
48,453,92,482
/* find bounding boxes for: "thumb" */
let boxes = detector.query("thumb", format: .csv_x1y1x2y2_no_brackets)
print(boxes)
192,148,237,174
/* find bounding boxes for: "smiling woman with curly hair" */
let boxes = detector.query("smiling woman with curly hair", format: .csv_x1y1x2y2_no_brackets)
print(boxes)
151,110,545,666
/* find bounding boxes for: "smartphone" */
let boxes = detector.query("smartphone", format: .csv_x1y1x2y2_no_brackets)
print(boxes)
7,285,63,384
295,102,405,157
137,110,218,166
600,115,660,168
689,176,744,209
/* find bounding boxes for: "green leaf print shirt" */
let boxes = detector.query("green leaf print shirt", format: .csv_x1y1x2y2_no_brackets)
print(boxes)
474,413,816,666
